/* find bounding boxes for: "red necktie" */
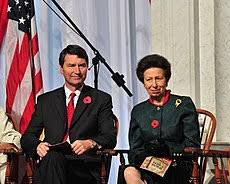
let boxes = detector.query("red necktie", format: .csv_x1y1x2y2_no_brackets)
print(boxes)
64,93,76,141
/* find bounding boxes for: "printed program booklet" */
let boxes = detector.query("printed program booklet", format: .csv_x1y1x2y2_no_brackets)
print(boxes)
140,156,172,177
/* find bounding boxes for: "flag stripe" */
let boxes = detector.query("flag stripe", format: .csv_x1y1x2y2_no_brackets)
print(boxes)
2,0,43,133
6,42,20,114
6,34,30,113
0,0,8,47
34,70,43,94
6,28,41,112
32,34,39,56
20,93,35,133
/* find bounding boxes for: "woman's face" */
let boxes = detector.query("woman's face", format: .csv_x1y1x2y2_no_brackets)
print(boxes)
143,67,167,99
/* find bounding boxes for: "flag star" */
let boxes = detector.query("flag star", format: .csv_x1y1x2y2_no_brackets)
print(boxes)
26,14,30,19
8,6,12,12
25,1,29,6
19,17,26,24
15,0,19,5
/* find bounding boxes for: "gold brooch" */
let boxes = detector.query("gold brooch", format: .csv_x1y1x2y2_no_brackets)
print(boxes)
175,99,182,107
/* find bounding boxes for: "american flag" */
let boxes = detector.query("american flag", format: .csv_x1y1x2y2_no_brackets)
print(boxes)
0,0,43,134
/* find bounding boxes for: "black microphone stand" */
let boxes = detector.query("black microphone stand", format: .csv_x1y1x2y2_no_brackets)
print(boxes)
92,56,99,90
51,0,133,97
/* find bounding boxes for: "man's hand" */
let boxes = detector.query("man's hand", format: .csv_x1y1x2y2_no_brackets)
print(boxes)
36,142,50,157
71,140,94,155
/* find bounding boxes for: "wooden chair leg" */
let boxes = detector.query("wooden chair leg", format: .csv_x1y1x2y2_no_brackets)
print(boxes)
213,156,222,184
5,153,18,184
100,154,107,184
190,158,200,184
220,156,228,184
26,157,34,184
5,155,11,184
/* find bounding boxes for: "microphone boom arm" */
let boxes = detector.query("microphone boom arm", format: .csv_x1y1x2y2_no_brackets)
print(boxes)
51,0,133,97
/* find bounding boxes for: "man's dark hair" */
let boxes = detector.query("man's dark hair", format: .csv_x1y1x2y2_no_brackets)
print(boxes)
59,45,89,67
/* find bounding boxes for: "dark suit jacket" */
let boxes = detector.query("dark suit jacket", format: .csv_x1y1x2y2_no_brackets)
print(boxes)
21,85,117,161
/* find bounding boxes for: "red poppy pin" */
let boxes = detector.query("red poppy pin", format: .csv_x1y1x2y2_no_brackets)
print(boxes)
151,119,160,129
83,96,92,104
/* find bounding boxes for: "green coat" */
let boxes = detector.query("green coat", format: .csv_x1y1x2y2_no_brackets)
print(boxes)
127,94,200,183
128,94,200,184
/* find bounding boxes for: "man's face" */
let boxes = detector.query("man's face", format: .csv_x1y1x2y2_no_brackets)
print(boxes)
60,54,88,91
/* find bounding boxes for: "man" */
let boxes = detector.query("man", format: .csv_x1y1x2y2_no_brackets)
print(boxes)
21,45,116,184
0,106,21,184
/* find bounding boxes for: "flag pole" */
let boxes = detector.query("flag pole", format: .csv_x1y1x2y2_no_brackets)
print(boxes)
50,0,133,97
27,1,36,101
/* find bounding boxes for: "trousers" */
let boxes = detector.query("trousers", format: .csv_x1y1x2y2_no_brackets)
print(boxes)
33,151,100,184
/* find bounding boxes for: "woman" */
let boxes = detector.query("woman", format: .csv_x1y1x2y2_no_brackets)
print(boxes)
124,54,200,184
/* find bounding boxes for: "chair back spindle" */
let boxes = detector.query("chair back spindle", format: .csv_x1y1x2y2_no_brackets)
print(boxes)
196,109,216,184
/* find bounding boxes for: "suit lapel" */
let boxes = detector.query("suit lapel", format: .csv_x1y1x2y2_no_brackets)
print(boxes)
55,88,67,127
71,85,92,127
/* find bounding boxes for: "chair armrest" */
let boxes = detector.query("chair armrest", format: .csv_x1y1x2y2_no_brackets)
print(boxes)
0,143,23,184
0,142,22,154
183,147,202,154
184,147,230,157
96,149,129,156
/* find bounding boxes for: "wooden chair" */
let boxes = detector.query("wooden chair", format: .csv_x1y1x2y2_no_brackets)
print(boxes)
184,108,217,184
26,114,119,184
0,113,25,184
